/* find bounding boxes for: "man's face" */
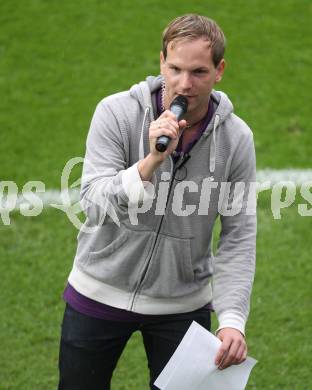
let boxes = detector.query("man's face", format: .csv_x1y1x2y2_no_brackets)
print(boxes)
160,37,225,120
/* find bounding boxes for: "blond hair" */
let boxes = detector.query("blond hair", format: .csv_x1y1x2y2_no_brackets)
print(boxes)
162,14,226,67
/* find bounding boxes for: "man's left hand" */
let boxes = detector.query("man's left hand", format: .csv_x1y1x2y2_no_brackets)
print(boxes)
215,327,247,369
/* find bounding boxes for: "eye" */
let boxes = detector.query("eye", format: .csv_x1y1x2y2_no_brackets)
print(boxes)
194,69,208,75
169,65,180,73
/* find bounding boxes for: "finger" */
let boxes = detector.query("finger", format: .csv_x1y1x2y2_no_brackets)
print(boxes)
235,344,247,364
151,123,179,138
150,129,178,141
178,119,187,129
161,121,180,133
215,338,232,366
153,119,179,133
161,109,180,119
150,122,179,140
219,340,241,369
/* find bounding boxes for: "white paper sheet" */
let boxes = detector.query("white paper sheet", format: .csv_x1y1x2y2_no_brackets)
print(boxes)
154,321,257,390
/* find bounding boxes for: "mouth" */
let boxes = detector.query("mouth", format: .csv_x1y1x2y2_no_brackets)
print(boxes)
176,94,197,100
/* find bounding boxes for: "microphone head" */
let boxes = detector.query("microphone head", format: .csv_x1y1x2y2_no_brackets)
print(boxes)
155,95,188,153
170,95,188,114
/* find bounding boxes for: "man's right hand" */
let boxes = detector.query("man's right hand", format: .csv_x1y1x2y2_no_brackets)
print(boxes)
149,110,187,158
137,110,186,182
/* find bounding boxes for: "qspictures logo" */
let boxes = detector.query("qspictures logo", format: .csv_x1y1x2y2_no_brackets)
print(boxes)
1,157,311,232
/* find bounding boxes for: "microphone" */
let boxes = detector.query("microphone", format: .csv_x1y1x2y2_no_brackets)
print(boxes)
155,95,188,152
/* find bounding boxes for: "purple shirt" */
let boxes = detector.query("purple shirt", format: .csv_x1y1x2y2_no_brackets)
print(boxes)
64,88,215,320
155,88,215,159
64,283,213,321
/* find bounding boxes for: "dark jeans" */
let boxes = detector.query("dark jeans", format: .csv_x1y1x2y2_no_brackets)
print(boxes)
58,303,211,390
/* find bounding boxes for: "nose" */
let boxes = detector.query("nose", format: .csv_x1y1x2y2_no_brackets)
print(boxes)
180,72,192,91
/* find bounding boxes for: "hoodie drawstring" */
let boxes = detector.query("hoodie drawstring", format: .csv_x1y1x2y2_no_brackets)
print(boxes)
209,114,220,174
139,106,150,160
140,107,220,174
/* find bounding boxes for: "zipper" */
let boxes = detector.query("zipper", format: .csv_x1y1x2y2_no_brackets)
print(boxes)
129,153,189,311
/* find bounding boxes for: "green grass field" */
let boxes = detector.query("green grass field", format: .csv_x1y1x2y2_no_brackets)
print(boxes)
1,0,311,389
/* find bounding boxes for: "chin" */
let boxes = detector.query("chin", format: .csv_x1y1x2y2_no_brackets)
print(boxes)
186,100,197,111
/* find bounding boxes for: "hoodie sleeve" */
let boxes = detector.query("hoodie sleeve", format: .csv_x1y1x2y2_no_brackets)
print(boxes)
79,99,154,226
213,130,257,335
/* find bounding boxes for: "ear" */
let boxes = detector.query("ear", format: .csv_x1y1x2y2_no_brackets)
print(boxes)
215,59,225,83
160,51,165,75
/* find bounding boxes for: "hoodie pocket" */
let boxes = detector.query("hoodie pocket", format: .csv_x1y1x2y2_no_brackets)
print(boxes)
85,225,153,290
140,235,195,298
89,228,130,259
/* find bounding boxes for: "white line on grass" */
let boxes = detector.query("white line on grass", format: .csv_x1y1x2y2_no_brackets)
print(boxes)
256,169,312,185
1,169,312,211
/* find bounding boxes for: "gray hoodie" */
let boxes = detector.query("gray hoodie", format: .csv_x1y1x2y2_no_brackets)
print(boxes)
67,75,257,334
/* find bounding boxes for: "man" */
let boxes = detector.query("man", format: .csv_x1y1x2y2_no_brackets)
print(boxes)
58,14,256,390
